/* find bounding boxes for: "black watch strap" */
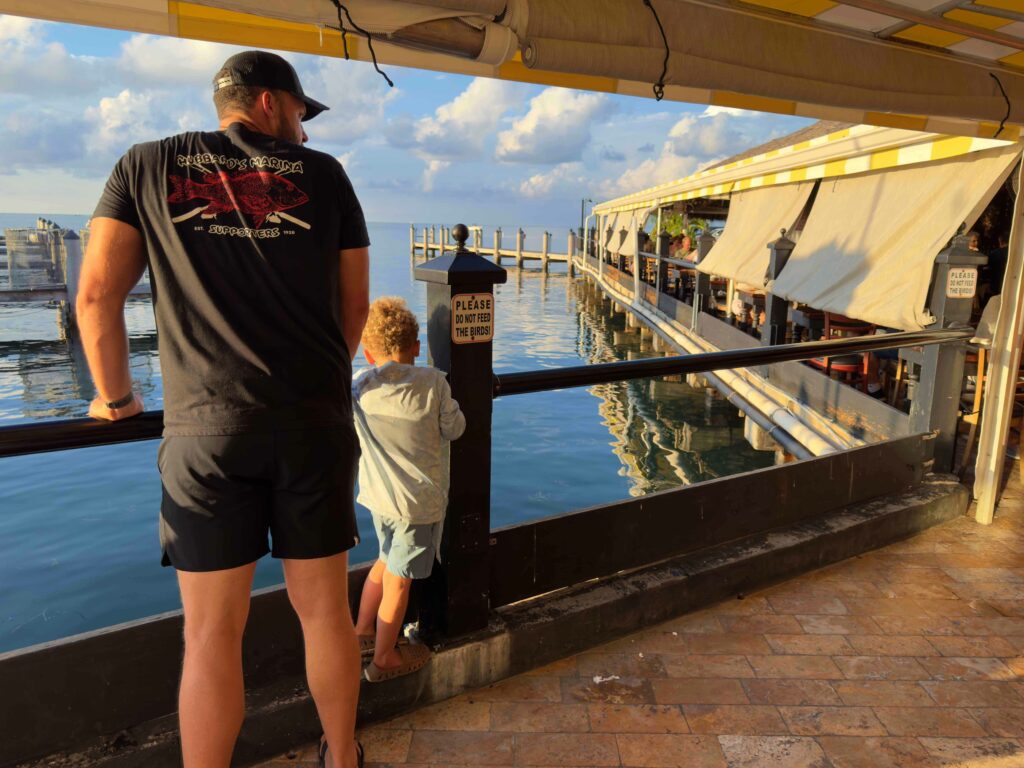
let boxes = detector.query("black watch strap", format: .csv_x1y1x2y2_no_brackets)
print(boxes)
105,391,135,410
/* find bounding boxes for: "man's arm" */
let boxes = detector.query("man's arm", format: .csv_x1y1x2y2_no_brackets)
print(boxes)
340,246,370,360
77,217,148,421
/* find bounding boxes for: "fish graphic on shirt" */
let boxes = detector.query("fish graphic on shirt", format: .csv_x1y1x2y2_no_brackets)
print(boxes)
168,170,309,229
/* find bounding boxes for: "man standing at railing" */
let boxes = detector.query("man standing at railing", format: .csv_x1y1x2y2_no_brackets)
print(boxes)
75,51,369,768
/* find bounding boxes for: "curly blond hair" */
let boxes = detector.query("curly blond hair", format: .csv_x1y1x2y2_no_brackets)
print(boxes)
362,296,420,357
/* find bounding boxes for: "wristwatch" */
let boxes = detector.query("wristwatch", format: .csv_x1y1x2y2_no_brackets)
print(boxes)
104,391,135,410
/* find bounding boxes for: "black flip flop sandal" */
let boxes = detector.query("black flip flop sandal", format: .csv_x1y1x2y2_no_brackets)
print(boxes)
318,736,364,768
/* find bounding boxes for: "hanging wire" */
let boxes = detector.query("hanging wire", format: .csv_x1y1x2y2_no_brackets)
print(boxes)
643,0,669,101
330,0,395,88
990,73,1010,139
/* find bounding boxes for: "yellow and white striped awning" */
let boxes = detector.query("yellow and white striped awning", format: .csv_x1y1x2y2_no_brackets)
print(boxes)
7,0,1024,140
594,125,1019,215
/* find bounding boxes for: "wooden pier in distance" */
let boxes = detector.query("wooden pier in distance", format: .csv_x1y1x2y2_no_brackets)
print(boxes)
411,224,578,275
0,225,149,331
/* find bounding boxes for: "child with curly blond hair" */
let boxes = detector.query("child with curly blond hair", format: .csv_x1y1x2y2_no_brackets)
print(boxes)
351,297,465,682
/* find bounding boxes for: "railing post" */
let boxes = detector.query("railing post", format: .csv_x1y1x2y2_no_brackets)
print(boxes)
632,227,642,299
693,231,715,319
494,226,502,264
414,224,507,636
542,231,550,273
61,230,83,329
567,230,576,277
762,229,795,347
910,237,985,472
516,228,524,268
656,231,669,296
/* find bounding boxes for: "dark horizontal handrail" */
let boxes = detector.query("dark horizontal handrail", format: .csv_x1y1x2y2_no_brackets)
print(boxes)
0,327,972,458
0,411,164,458
493,327,972,397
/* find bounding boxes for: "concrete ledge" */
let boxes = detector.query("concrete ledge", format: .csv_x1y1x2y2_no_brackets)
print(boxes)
20,475,967,768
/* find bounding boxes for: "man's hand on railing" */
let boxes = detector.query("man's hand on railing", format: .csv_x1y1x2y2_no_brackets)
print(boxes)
88,393,145,422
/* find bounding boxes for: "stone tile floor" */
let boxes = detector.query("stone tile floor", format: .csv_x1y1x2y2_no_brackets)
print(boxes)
260,489,1024,767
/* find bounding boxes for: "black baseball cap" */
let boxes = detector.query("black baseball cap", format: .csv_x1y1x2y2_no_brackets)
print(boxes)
214,50,328,122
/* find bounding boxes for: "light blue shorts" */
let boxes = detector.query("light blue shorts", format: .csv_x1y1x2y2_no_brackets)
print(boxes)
372,514,442,579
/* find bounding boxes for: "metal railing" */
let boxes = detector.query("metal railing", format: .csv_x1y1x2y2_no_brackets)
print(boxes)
0,328,971,458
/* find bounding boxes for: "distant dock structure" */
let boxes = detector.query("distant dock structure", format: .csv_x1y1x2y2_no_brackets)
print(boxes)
1,218,149,333
411,223,579,275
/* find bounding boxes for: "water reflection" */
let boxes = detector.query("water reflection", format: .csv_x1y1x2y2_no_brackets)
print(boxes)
0,304,160,422
571,279,774,495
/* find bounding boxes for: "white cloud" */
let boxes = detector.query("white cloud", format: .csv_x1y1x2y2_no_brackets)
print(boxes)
702,105,749,118
300,57,398,145
422,159,450,192
518,162,587,199
395,77,525,160
496,88,606,164
84,89,158,155
608,153,703,197
382,77,525,191
0,16,102,96
118,35,238,87
666,114,740,158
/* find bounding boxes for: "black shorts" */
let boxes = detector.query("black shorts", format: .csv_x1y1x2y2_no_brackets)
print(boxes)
158,427,360,572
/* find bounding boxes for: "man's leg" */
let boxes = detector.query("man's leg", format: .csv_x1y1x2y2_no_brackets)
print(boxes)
354,559,386,638
372,569,413,669
283,553,361,768
177,562,257,768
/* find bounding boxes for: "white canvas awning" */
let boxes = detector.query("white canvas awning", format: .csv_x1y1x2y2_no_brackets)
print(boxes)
696,183,815,287
771,144,1022,330
618,214,638,258
602,212,623,249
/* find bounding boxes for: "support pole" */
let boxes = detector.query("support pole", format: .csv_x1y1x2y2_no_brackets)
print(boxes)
516,228,524,268
61,230,83,329
415,224,507,635
976,162,1024,523
693,231,715,325
494,227,502,264
656,231,669,296
542,231,550,273
410,223,415,256
632,225,642,301
910,238,984,474
762,229,795,347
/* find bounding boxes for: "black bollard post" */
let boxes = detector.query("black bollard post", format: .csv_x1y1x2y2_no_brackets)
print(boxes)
414,224,507,637
909,236,984,472
762,229,795,347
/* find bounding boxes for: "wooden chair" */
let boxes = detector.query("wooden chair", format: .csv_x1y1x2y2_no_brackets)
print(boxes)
807,312,876,392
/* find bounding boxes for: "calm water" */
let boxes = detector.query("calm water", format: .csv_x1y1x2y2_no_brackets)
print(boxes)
0,217,771,652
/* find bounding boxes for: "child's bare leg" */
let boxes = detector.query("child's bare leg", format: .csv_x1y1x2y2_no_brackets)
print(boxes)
372,570,413,669
354,560,386,637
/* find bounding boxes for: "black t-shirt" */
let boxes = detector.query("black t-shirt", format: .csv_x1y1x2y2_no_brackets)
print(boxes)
94,122,370,436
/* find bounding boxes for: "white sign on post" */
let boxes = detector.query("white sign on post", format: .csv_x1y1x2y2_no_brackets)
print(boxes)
451,293,494,344
946,267,978,299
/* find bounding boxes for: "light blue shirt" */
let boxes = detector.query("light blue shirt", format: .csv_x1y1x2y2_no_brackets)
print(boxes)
352,362,466,524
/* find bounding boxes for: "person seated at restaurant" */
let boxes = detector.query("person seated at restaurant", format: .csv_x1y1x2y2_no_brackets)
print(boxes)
667,234,684,257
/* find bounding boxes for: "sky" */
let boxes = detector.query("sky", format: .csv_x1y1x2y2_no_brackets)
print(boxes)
0,14,814,226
